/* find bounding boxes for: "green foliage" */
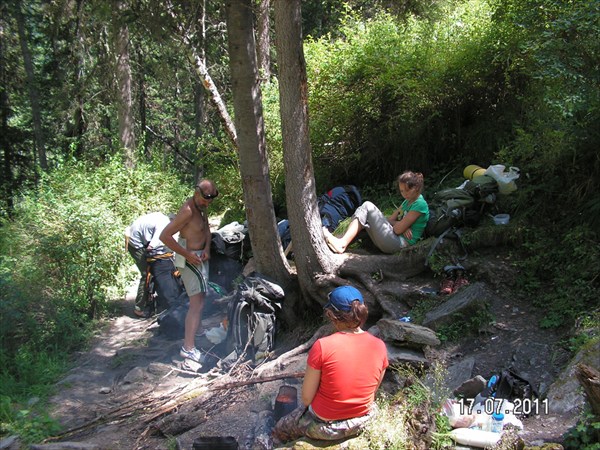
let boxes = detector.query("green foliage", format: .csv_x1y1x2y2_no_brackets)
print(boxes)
0,395,61,444
517,225,599,328
563,412,600,450
435,310,491,343
304,0,524,187
0,157,194,442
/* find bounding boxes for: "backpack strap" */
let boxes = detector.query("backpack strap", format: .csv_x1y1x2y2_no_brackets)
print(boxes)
425,227,468,267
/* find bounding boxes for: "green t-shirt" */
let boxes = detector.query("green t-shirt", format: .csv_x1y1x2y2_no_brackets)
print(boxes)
400,194,430,245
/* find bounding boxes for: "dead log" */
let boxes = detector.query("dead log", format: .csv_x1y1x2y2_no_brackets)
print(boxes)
575,363,600,417
153,410,207,436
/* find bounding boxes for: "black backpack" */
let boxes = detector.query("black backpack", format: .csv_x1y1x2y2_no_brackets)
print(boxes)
225,273,284,364
480,369,539,416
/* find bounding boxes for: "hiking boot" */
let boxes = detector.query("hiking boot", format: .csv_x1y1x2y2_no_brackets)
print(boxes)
180,346,203,364
439,277,455,295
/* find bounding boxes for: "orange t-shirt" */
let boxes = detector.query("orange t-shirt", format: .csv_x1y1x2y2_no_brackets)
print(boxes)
307,331,389,421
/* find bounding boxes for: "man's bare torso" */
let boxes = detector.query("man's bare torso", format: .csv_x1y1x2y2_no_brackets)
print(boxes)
180,197,208,251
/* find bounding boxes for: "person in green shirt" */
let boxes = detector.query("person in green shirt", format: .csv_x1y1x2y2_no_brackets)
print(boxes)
324,171,429,254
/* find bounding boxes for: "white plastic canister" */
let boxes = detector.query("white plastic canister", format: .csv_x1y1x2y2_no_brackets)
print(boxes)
450,428,502,448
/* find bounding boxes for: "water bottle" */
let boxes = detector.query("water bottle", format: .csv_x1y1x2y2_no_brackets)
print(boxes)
491,412,504,433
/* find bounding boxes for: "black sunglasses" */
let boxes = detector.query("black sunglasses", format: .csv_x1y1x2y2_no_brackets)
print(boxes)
196,186,219,200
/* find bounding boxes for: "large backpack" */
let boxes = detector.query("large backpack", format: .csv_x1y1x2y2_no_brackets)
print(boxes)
225,273,285,363
318,185,362,232
425,175,499,238
424,175,499,265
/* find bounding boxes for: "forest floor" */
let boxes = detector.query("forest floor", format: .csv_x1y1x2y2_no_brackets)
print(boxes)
44,246,583,450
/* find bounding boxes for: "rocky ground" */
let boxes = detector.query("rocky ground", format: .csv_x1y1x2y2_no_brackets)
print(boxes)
22,247,596,450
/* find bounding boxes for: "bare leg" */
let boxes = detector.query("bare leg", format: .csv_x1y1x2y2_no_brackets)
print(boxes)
323,219,364,253
183,292,205,350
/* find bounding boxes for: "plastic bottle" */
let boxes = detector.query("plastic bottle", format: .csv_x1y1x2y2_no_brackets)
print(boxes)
491,412,505,433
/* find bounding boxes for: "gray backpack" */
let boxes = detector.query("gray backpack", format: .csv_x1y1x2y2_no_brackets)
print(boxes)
225,274,284,363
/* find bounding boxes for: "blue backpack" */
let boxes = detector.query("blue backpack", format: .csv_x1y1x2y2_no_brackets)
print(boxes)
318,185,362,232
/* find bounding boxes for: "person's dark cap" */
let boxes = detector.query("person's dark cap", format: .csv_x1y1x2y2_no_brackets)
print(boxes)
324,286,364,312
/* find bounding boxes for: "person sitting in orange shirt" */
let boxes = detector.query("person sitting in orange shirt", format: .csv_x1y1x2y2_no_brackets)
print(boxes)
272,286,389,442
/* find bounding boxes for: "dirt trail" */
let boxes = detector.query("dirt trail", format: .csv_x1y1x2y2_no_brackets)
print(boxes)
46,248,581,449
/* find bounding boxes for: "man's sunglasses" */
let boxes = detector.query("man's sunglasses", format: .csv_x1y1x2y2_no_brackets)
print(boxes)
196,186,219,200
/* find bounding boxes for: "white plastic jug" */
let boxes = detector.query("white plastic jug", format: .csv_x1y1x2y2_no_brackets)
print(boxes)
485,164,520,194
450,428,502,448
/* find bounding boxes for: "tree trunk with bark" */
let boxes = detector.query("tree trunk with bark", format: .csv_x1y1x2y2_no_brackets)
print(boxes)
576,363,600,417
113,0,136,168
225,0,292,286
14,0,47,170
0,16,14,212
273,0,338,308
255,0,271,80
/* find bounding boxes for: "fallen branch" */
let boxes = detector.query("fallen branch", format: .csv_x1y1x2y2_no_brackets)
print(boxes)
212,371,305,390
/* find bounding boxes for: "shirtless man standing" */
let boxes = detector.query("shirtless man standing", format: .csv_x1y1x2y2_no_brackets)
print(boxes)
160,179,218,363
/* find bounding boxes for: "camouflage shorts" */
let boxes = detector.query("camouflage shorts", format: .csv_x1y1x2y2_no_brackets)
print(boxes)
272,404,376,443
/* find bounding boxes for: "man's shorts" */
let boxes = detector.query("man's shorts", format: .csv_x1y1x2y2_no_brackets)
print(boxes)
176,248,209,297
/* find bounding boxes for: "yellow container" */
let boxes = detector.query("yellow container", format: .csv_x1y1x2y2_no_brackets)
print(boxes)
464,165,486,180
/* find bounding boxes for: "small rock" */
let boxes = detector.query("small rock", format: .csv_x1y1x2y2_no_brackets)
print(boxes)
0,435,20,450
147,362,172,376
454,374,487,398
99,387,111,394
122,366,147,384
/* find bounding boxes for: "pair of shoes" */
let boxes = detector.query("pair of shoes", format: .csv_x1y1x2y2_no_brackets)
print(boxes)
180,346,203,363
438,269,470,295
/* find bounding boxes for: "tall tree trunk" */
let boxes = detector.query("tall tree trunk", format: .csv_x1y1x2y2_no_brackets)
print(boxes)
225,0,291,285
14,0,47,170
137,48,148,159
194,0,208,141
0,14,14,212
113,0,135,168
71,0,86,159
255,0,271,80
274,0,337,307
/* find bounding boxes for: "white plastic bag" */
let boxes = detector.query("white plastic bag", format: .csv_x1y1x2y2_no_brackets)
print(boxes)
441,399,476,428
485,164,520,194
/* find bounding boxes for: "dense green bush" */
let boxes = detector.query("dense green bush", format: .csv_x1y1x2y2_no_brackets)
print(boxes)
304,0,526,187
0,156,199,439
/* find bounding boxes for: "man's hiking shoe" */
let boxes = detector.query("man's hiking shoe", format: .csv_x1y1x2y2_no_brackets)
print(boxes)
439,277,455,295
180,346,203,364
134,306,151,318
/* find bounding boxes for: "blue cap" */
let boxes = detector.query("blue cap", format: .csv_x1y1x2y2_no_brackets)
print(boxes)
324,286,364,312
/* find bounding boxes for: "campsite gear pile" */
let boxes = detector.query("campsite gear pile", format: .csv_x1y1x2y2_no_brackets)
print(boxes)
424,163,520,266
443,368,538,448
